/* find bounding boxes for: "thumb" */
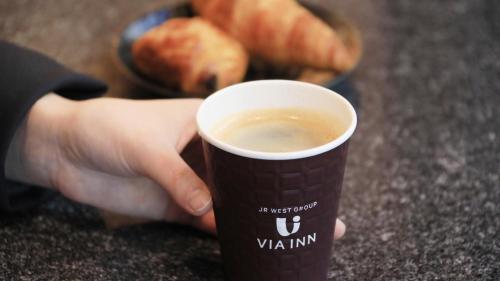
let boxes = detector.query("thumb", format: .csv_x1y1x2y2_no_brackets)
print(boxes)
144,149,212,216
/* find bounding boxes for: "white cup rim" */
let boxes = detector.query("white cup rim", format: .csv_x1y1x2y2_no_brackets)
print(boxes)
196,80,357,160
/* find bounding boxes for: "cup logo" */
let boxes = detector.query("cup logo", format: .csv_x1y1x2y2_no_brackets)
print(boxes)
276,215,301,237
256,202,318,250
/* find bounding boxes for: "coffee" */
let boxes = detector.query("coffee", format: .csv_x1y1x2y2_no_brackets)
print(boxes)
211,108,341,152
198,80,357,281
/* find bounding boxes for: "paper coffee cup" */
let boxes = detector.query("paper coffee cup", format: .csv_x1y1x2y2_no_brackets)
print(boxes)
197,80,357,281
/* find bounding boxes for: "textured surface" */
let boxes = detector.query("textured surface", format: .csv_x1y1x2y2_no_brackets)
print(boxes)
203,142,348,281
1,0,500,280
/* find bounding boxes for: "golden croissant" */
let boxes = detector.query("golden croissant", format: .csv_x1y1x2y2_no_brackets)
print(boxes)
132,17,248,96
192,0,357,72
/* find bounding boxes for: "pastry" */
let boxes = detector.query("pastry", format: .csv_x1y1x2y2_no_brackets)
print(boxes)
132,17,248,96
192,0,359,72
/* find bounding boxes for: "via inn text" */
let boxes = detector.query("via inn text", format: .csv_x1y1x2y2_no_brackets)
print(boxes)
256,201,319,250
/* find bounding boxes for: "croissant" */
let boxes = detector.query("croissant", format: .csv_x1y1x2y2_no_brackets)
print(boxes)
192,0,358,72
132,17,248,96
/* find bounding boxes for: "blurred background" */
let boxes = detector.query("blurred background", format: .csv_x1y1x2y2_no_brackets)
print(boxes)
1,0,499,280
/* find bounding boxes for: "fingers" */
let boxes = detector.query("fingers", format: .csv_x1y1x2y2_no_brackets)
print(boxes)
334,219,346,240
56,164,171,220
169,99,203,153
145,150,212,217
189,210,217,235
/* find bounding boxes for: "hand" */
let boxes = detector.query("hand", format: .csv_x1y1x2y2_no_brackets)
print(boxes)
5,93,346,238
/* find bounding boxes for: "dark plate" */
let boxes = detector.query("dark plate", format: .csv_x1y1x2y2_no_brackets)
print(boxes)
114,2,362,97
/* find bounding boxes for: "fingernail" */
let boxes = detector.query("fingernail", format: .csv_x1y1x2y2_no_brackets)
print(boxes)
189,189,212,215
334,219,346,240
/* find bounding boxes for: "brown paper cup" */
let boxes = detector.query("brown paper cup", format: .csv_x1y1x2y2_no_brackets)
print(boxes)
197,80,357,281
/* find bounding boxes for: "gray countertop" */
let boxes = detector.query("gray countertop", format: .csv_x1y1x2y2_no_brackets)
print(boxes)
1,0,499,280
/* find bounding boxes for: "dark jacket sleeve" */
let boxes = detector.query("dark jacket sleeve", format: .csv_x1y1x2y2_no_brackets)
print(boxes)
0,40,108,212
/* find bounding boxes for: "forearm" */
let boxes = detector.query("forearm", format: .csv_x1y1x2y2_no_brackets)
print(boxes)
0,40,107,212
5,93,76,189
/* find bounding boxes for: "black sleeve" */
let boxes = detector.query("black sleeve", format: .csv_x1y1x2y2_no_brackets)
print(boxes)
0,40,108,212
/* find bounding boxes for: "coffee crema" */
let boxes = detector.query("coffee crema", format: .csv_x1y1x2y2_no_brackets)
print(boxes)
210,107,342,153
